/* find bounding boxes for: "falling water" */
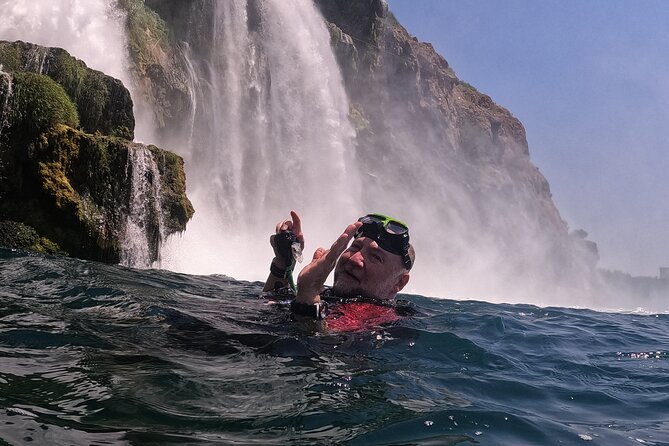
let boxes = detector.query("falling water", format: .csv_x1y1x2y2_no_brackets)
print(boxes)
0,67,11,188
0,0,164,266
160,0,361,280
0,1,623,306
0,67,12,141
119,146,165,268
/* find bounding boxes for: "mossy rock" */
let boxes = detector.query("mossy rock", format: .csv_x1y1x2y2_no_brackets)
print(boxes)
0,220,64,255
147,145,194,233
0,40,134,139
0,40,193,265
117,0,192,139
119,0,170,73
9,72,79,140
1,123,193,263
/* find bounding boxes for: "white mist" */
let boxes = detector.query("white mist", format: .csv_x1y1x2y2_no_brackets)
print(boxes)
159,0,361,281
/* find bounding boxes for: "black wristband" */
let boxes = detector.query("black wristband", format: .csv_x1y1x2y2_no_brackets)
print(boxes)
270,261,289,278
291,300,328,319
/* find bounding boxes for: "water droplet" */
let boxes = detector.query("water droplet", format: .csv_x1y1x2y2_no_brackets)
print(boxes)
424,421,434,427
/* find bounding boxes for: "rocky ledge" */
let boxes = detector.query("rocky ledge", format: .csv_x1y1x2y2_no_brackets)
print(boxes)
0,41,193,263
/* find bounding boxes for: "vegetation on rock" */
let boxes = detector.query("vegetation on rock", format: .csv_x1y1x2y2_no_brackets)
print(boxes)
118,0,170,74
0,40,134,139
0,220,63,255
10,72,79,139
0,41,193,264
116,0,191,139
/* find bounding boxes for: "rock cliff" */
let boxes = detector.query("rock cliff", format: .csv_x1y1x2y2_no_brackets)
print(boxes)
314,0,599,288
0,41,193,263
119,0,599,293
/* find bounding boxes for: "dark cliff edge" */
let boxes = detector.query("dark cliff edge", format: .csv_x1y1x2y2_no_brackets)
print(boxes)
0,41,193,263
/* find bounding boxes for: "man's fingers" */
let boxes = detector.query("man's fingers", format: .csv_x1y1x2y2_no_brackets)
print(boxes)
276,219,293,233
326,221,362,261
290,210,302,235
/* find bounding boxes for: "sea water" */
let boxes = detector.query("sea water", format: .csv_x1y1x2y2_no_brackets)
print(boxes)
0,247,667,445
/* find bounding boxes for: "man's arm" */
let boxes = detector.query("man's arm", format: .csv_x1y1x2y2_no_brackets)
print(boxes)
262,211,304,292
295,221,362,304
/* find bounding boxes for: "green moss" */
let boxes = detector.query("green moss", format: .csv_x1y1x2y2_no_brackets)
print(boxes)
0,43,21,72
118,0,171,73
0,41,134,139
10,72,79,139
46,49,133,139
38,161,79,211
147,144,194,232
0,220,63,254
35,236,63,254
459,81,479,93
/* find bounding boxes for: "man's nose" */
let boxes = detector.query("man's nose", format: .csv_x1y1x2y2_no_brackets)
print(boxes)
348,250,365,268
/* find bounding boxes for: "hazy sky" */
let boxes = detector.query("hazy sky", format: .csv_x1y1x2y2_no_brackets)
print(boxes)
388,0,669,277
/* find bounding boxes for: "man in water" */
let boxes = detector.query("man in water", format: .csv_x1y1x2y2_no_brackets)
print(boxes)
263,211,414,322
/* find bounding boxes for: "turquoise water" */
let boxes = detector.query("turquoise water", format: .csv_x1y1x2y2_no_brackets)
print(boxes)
0,247,668,445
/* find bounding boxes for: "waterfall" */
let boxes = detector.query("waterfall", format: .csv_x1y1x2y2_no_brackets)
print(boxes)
0,1,129,86
0,0,162,267
0,67,12,141
159,0,361,280
119,146,165,268
0,67,11,188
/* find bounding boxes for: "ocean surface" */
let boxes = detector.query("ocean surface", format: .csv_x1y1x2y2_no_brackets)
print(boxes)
0,247,668,446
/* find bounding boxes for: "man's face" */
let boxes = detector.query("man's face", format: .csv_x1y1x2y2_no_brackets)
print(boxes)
332,236,409,300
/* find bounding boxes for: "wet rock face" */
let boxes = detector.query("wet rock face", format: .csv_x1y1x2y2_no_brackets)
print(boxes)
0,41,193,264
117,0,194,147
0,40,134,139
313,1,597,279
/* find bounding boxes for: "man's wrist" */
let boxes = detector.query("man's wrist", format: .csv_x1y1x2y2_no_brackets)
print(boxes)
291,299,327,319
295,289,321,305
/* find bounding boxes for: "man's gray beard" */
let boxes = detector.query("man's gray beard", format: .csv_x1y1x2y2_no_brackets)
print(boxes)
331,283,374,300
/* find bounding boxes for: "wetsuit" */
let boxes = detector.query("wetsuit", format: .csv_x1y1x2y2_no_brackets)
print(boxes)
267,287,413,332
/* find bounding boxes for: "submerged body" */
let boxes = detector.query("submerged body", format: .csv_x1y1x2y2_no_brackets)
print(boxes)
266,287,411,332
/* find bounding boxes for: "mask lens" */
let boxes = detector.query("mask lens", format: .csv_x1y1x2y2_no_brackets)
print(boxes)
362,215,385,225
386,221,408,234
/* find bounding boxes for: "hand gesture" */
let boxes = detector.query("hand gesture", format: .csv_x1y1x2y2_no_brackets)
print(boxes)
270,210,304,268
296,221,362,304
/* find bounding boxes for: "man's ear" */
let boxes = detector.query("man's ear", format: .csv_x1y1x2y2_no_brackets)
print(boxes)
392,273,410,294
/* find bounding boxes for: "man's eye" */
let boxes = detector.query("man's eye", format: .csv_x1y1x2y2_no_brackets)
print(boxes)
372,254,383,263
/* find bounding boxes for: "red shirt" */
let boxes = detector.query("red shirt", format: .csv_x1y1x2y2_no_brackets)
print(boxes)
326,301,401,332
